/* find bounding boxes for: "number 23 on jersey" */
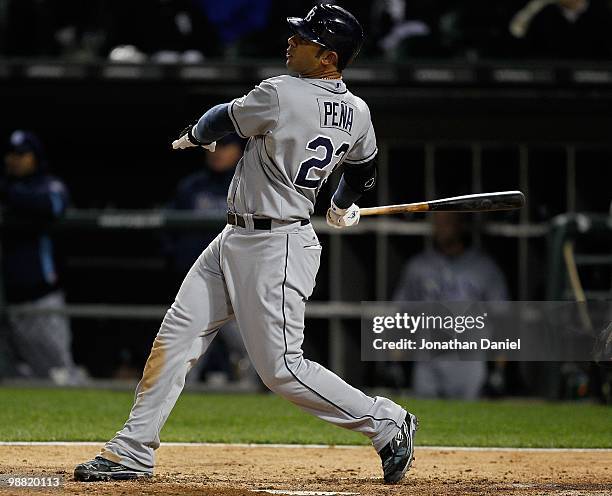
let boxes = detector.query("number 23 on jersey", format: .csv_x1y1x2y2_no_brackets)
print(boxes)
294,136,350,190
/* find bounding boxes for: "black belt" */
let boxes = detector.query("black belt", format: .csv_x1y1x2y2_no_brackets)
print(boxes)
227,212,309,230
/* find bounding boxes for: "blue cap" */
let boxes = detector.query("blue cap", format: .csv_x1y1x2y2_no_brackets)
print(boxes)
8,130,45,160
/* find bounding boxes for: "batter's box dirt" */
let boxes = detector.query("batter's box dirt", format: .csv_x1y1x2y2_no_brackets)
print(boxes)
0,445,609,496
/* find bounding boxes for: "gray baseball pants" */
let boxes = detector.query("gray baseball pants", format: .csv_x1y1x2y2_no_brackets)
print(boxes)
8,291,76,380
102,221,406,471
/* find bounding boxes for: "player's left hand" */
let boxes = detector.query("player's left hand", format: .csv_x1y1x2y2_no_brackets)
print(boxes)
172,124,216,152
326,200,360,229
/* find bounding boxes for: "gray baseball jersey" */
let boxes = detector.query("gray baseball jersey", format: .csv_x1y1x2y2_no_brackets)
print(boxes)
227,75,377,221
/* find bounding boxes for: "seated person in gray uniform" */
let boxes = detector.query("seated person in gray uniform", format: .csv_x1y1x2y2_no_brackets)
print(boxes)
394,212,509,399
75,4,417,485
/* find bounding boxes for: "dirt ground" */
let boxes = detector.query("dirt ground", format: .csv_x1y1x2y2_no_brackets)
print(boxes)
0,444,610,496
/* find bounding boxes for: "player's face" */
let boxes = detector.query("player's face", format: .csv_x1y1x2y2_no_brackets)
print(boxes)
4,151,36,177
286,34,327,74
432,212,466,254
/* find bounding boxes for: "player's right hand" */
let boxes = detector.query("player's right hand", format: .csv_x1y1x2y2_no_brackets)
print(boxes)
326,200,360,229
172,124,216,152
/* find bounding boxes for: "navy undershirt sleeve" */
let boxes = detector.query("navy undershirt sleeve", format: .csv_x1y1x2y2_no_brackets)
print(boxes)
193,103,235,144
332,176,362,209
332,158,377,208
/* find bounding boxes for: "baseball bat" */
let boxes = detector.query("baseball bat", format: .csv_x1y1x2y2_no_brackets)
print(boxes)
359,191,525,217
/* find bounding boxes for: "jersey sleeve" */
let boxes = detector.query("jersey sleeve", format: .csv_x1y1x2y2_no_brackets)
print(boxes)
228,80,280,138
345,120,378,165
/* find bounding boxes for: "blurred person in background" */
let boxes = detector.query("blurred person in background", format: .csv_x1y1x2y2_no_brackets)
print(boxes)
165,134,257,387
509,0,612,58
47,0,106,61
369,0,438,59
104,0,217,63
0,130,82,385
437,0,523,59
1,0,220,61
394,212,508,399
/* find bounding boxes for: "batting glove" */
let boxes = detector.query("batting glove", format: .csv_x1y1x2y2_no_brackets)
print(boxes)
172,124,216,152
326,200,360,229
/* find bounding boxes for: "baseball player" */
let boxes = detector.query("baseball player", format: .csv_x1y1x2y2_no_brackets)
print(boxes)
75,4,417,485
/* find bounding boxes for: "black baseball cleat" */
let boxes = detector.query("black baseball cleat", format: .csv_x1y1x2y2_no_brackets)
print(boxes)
379,412,418,484
74,456,152,482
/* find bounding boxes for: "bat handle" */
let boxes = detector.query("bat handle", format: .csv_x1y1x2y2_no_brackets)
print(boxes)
360,204,428,216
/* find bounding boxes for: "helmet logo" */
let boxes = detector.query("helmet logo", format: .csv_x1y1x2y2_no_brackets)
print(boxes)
305,7,316,22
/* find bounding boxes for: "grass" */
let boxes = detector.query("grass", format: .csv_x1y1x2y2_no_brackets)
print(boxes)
0,388,610,448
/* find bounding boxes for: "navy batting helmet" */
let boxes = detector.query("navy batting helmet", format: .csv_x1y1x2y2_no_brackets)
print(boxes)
287,4,364,71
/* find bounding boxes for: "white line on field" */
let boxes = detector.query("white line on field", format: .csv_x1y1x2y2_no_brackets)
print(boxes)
0,442,610,452
253,491,359,496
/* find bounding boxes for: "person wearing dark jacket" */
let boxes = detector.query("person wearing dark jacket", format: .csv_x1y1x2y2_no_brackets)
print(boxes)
0,130,80,384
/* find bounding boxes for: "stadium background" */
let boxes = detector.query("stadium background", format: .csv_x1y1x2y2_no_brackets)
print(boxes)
1,0,611,399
